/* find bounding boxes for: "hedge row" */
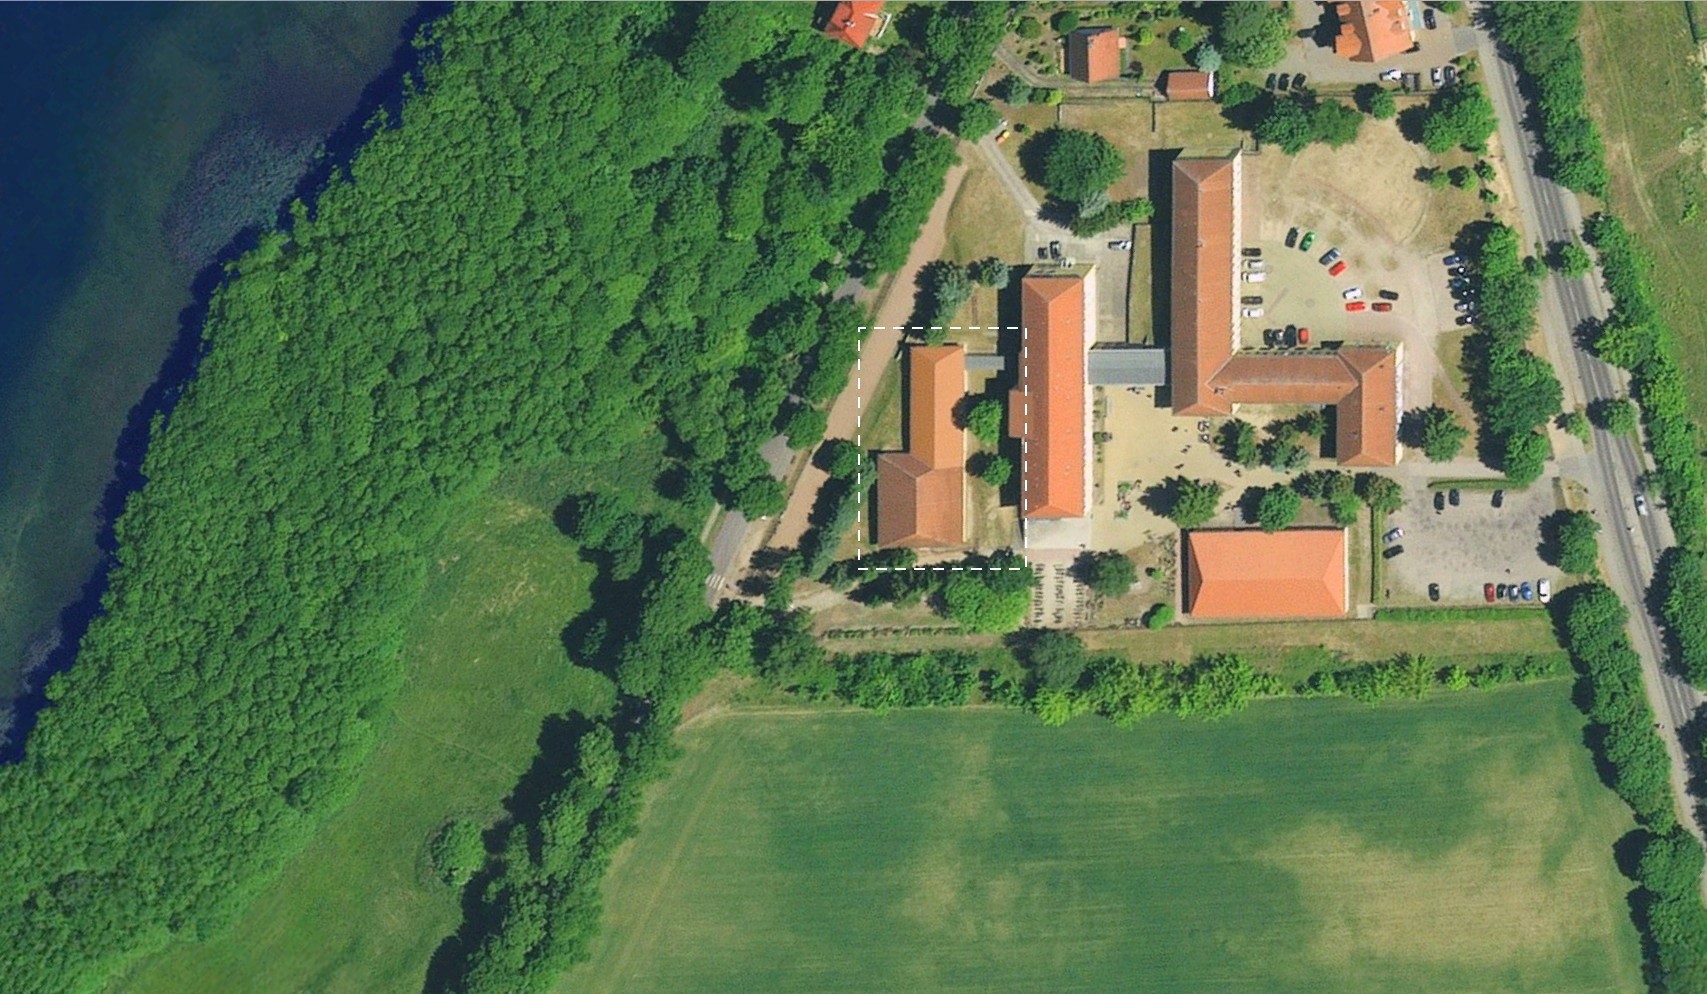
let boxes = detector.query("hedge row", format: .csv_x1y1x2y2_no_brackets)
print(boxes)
1562,582,1707,989
1373,606,1547,623
1488,2,1611,196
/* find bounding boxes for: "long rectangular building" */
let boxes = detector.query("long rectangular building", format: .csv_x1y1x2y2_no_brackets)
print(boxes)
876,345,966,548
1011,271,1093,520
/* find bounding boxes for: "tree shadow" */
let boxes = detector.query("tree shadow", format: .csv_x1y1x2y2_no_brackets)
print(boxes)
1236,485,1269,524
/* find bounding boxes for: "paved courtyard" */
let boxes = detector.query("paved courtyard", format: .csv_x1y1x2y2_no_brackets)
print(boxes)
1379,474,1567,606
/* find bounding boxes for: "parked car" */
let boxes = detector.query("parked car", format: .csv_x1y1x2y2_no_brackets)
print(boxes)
1519,582,1534,602
1508,585,1521,602
1429,582,1441,602
1342,286,1364,301
1448,265,1467,277
1449,276,1469,288
1283,326,1298,347
1380,68,1402,82
1244,260,1269,271
1328,260,1348,277
1049,240,1062,259
1036,247,1049,260
1492,489,1504,508
994,128,1011,144
1379,289,1399,301
1298,327,1311,344
1345,301,1366,312
1430,66,1443,87
1455,315,1476,326
1267,72,1278,90
1242,306,1265,318
1484,582,1497,602
1285,227,1299,247
1444,253,1464,266
1109,239,1132,250
1294,73,1308,89
1320,247,1342,265
1382,545,1405,560
1300,230,1317,251
1454,301,1472,313
1373,302,1393,313
1496,583,1508,599
1242,295,1264,305
1449,488,1461,506
1636,493,1650,516
1383,527,1404,545
1242,247,1263,258
1434,491,1447,512
1424,7,1438,29
1242,272,1268,283
1263,328,1279,347
1278,73,1292,90
1537,578,1552,604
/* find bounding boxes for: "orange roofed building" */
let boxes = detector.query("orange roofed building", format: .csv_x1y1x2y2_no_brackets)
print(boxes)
876,345,965,548
1011,272,1093,520
823,1,888,49
1066,26,1125,84
1183,529,1350,619
1169,151,1401,466
1161,70,1216,101
1333,1,1418,63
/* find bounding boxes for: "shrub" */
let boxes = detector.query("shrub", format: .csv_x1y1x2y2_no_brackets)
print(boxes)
1144,603,1175,629
1256,485,1302,531
428,819,487,887
782,404,828,450
1169,25,1196,51
1076,550,1137,598
1053,9,1081,34
974,452,1013,487
1016,16,1043,40
963,397,1004,444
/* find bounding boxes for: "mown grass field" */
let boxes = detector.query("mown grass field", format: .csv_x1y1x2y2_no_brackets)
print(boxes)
1580,3,1707,427
113,455,625,994
564,689,1641,994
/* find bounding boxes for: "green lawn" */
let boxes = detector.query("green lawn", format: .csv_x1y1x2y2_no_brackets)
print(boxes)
113,464,616,994
564,689,1642,994
1580,3,1707,427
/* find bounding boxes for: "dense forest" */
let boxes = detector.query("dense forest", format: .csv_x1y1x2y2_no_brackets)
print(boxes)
0,4,1004,991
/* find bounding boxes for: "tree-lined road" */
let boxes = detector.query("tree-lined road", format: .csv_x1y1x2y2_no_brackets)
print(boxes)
1474,10,1703,834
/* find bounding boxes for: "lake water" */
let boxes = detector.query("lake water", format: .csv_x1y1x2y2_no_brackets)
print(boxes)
0,4,415,693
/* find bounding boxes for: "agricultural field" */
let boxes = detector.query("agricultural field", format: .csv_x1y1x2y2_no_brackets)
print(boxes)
565,688,1642,994
1580,3,1707,427
112,454,623,994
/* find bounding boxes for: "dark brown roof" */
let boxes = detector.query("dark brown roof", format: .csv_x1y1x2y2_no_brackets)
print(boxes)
1012,274,1088,519
876,345,965,547
1169,152,1399,466
1066,27,1123,84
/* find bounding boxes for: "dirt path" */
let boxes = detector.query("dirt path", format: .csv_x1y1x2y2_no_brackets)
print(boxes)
767,160,971,552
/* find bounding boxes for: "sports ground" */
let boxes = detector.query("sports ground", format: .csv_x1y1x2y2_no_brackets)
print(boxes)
567,689,1642,994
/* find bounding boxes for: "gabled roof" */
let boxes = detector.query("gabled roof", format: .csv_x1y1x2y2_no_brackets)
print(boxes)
876,345,965,548
1169,152,1400,467
1169,154,1239,415
1162,70,1216,101
1333,1,1416,63
1066,26,1123,84
1183,529,1349,618
1012,274,1088,519
824,1,886,49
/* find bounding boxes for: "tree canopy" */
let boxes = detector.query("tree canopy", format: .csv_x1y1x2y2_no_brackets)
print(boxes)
1256,486,1302,531
1026,127,1126,206
1213,1,1291,67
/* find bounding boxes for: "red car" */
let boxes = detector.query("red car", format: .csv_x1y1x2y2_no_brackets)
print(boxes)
1372,301,1393,312
1328,260,1347,277
1298,327,1311,344
1345,301,1366,312
1484,582,1496,602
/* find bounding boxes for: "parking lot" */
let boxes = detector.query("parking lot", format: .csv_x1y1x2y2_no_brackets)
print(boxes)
1379,476,1567,607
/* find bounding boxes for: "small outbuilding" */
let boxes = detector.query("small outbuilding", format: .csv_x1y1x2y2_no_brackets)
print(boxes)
1161,70,1216,102
1066,26,1125,84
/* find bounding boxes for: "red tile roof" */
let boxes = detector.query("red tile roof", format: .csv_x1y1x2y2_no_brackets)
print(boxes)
1012,274,1089,519
824,1,886,49
1067,27,1124,84
877,345,965,547
1183,529,1350,618
1333,1,1416,63
1162,70,1216,101
1170,152,1400,466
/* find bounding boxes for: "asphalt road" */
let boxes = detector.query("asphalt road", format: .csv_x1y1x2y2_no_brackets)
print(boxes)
1474,10,1704,833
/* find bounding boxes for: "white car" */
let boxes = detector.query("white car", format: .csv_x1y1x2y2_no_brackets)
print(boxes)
1108,239,1132,250
1383,526,1404,545
1242,271,1268,283
1342,286,1364,301
1244,259,1268,271
1636,493,1650,516
1537,578,1552,604
1379,68,1402,82
1431,66,1444,87
1242,307,1265,318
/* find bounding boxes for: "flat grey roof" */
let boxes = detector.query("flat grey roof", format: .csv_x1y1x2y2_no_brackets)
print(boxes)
1087,346,1168,386
965,353,1007,372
